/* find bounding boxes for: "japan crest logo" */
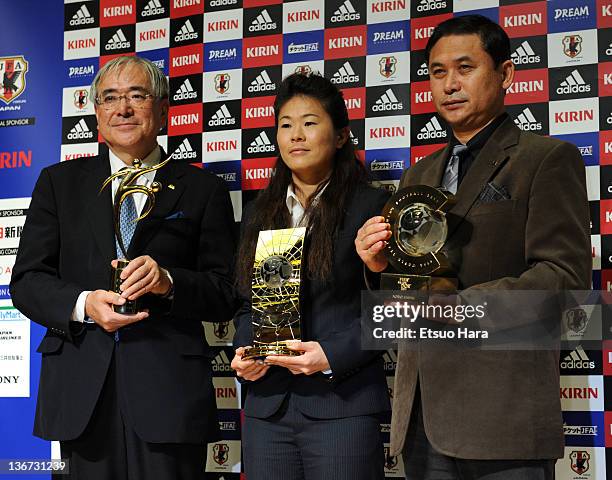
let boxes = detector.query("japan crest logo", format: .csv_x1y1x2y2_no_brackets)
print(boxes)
563,35,582,58
214,321,230,339
566,307,587,333
379,56,397,78
569,450,590,475
294,65,312,75
215,73,230,94
0,56,28,104
384,447,398,469
74,89,89,110
213,443,230,465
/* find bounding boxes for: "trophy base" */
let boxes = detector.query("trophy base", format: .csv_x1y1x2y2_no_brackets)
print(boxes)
242,342,302,361
381,273,457,291
111,259,138,314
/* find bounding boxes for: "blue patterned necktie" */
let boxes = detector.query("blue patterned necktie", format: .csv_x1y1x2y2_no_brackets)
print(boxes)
441,144,468,194
116,194,137,259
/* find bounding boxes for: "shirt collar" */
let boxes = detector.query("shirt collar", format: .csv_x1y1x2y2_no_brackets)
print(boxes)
108,146,161,175
286,182,301,211
285,181,329,210
450,112,509,150
285,180,329,228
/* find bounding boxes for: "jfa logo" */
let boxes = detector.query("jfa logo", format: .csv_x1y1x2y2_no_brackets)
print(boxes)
0,56,28,104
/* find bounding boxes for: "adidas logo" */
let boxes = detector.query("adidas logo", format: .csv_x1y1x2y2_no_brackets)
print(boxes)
105,29,130,51
173,78,197,101
67,118,93,140
142,0,165,17
248,70,276,93
248,131,275,154
331,61,359,85
331,0,360,22
417,0,447,12
417,62,429,76
70,4,95,26
372,88,403,112
209,0,237,7
172,138,197,160
607,42,612,56
513,107,542,131
212,350,233,373
417,116,446,140
209,104,235,127
249,9,277,32
560,345,595,370
175,19,198,42
382,350,397,371
557,69,591,95
511,40,540,65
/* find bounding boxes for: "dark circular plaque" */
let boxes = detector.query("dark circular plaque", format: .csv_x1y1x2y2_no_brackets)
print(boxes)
382,185,455,275
260,255,293,288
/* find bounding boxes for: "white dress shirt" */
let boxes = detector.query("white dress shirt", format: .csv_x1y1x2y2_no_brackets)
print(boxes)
71,147,163,323
285,181,328,227
286,183,307,228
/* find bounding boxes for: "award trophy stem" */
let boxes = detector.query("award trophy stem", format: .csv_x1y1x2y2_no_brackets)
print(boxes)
111,259,136,314
380,273,457,292
242,341,298,361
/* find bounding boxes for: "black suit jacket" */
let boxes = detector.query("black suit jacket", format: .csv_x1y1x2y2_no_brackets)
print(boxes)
10,150,237,443
234,185,391,420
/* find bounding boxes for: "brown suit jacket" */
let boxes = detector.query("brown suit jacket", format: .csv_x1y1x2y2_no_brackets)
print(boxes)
389,116,592,459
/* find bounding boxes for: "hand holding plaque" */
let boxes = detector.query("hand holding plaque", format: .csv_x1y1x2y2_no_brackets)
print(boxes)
100,155,171,313
381,185,457,291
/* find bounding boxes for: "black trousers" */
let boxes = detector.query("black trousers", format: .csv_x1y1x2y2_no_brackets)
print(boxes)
243,392,386,480
402,394,555,480
54,345,206,480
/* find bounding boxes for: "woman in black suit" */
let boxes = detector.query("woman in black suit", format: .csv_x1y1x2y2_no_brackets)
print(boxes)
231,73,390,480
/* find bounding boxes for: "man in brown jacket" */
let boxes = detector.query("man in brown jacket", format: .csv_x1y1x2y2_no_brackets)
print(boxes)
356,15,591,480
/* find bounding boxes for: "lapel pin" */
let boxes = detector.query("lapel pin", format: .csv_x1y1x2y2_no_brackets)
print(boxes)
168,184,175,190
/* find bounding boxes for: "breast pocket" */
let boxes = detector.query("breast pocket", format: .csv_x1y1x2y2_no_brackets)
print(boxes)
470,199,517,217
151,218,196,262
162,217,194,238
462,199,524,280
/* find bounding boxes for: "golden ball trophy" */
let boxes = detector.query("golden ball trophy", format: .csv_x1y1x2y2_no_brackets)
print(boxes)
242,227,306,360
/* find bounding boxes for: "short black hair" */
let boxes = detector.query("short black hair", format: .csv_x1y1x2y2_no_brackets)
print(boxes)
425,15,511,68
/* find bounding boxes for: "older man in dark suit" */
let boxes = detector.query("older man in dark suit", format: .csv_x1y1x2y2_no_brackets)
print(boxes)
10,56,237,480
356,15,591,480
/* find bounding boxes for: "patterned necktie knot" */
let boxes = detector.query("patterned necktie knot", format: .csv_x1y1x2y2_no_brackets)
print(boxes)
450,143,468,163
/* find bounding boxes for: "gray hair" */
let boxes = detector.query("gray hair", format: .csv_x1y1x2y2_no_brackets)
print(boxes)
89,56,168,103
